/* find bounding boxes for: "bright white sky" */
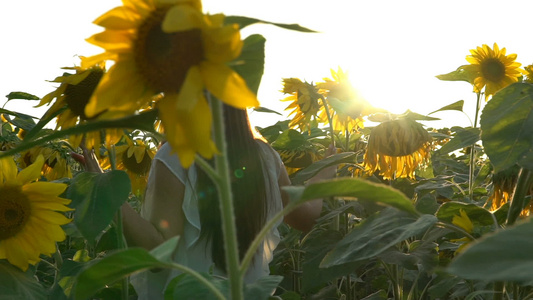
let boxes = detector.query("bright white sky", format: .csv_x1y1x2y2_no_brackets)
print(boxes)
1,0,532,130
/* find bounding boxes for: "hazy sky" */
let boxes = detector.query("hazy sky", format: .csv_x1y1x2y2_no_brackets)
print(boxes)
2,0,532,129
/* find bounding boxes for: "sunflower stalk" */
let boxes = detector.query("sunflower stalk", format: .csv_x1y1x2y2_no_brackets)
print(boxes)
107,144,128,300
206,93,243,300
468,92,482,201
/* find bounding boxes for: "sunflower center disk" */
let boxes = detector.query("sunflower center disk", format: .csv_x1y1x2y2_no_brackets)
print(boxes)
481,58,506,82
0,186,31,240
122,150,152,175
135,9,204,94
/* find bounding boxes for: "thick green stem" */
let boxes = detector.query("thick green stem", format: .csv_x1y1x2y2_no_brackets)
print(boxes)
320,96,337,147
210,96,243,300
506,168,533,226
468,92,482,202
108,145,128,300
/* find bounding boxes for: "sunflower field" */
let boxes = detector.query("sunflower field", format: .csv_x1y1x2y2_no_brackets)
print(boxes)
2,1,533,300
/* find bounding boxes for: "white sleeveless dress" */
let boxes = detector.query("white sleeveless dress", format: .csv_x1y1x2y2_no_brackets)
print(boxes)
131,141,284,299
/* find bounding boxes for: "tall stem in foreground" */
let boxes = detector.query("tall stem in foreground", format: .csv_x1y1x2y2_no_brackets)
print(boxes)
206,94,243,300
468,92,482,201
320,96,337,147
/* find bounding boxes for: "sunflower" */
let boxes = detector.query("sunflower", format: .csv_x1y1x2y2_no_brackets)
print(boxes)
37,58,124,150
277,147,323,175
18,144,73,181
281,78,321,132
84,0,259,167
462,43,523,99
363,118,433,180
0,155,72,271
103,137,156,196
486,166,533,216
524,64,533,84
317,67,378,133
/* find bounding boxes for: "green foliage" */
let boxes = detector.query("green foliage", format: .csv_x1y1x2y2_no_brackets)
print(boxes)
447,217,533,284
5,91,40,101
285,178,419,215
321,209,437,268
231,34,266,95
0,262,47,300
67,171,131,243
225,16,316,32
481,82,533,172
429,100,465,115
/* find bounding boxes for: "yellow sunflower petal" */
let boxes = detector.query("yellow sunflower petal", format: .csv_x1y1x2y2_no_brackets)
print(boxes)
16,155,44,185
86,30,133,52
200,62,259,109
93,6,141,30
133,146,146,163
162,5,204,33
0,156,18,184
204,23,242,63
177,66,204,112
23,182,68,197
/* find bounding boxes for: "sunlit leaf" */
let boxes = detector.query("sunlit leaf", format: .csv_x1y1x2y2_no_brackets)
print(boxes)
66,171,131,243
5,91,40,101
436,202,495,227
24,106,68,141
320,208,437,268
429,100,464,115
225,15,316,32
437,127,480,154
480,83,533,172
271,129,308,150
435,65,476,83
447,217,533,284
284,178,418,215
252,106,282,115
231,34,265,95
0,261,47,300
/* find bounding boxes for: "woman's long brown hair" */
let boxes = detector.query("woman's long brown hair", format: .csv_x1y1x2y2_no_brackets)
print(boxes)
196,103,267,272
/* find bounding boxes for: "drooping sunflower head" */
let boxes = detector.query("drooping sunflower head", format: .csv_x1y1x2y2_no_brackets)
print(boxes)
487,166,533,216
462,43,524,99
281,78,322,131
317,67,377,133
18,143,73,181
277,146,324,175
106,137,156,196
85,0,259,167
363,118,433,180
38,58,106,124
0,155,72,271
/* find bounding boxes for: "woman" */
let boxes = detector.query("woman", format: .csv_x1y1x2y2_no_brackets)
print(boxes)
82,104,335,299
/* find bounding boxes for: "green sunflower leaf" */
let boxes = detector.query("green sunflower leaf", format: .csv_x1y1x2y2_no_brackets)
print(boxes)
0,261,47,300
231,34,265,95
291,152,357,185
252,106,282,115
437,126,480,154
225,15,316,32
284,177,418,215
447,217,533,284
320,208,437,268
429,100,465,115
480,83,533,172
435,65,476,83
66,171,131,243
0,109,160,159
435,201,495,227
5,91,40,101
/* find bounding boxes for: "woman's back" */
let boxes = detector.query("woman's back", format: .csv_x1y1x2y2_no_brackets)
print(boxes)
131,140,284,299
